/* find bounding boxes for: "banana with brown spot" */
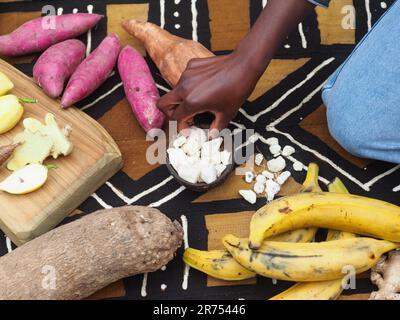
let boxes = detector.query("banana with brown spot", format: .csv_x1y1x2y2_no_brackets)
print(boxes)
249,192,400,249
183,248,256,281
182,163,322,282
270,177,355,300
223,235,398,282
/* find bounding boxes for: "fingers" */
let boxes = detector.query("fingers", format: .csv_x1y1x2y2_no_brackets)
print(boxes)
157,89,182,118
178,119,191,133
171,100,193,123
208,112,230,139
168,100,195,134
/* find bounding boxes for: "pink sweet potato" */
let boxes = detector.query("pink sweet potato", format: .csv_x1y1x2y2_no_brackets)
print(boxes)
0,13,102,57
61,34,121,108
118,46,165,134
33,39,86,98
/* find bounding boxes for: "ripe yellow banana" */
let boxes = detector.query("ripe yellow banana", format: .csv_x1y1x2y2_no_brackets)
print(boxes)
326,178,355,241
270,177,355,300
270,281,345,300
223,235,398,282
249,192,400,249
183,248,256,281
181,163,323,282
271,163,322,244
300,163,322,193
328,177,349,193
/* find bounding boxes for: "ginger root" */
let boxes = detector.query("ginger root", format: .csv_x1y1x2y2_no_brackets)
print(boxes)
370,250,400,300
7,113,73,171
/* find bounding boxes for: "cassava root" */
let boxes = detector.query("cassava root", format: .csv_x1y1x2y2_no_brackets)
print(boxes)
0,206,183,300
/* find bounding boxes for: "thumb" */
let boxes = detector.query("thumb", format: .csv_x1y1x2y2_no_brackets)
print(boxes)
157,90,181,118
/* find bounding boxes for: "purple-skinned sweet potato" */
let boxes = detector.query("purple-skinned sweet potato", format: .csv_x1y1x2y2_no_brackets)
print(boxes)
0,14,102,57
33,39,86,98
61,34,121,108
118,46,165,135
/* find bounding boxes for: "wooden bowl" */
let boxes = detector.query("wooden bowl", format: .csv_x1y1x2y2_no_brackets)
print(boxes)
166,147,235,192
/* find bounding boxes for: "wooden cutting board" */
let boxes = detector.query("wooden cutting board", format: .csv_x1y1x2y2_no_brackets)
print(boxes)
0,59,123,246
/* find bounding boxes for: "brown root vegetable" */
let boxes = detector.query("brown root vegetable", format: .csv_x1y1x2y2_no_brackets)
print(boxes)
0,143,19,166
0,206,183,300
122,20,214,87
7,114,73,171
370,250,400,300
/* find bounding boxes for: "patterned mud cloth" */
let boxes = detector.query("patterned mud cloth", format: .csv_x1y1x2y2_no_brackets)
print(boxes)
0,0,399,300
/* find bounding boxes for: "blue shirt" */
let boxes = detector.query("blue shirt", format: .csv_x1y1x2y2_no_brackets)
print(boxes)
308,0,330,7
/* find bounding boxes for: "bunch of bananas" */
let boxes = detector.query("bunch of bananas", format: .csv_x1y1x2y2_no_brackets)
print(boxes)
183,163,400,300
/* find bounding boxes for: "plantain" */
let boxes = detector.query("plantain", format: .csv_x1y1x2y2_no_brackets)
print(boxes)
182,163,321,281
270,178,355,300
270,163,322,244
223,235,398,282
299,163,322,193
249,192,400,249
270,281,346,300
326,178,355,241
183,248,256,281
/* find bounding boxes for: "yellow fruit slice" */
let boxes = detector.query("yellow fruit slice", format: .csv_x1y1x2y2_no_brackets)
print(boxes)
0,72,14,96
0,95,24,134
0,164,48,195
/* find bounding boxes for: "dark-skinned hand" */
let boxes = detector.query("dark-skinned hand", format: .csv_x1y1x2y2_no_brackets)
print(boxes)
157,51,259,135
157,0,315,137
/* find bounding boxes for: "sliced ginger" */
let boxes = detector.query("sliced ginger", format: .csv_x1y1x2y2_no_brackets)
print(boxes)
41,114,73,158
370,251,400,300
7,113,73,171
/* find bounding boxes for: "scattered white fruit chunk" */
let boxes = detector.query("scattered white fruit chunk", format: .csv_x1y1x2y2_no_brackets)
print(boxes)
269,144,282,156
267,156,286,173
293,161,303,172
239,190,257,204
187,151,200,165
276,171,291,185
266,179,281,202
173,135,187,149
266,137,279,146
262,170,275,179
220,150,231,166
245,171,255,183
200,166,218,184
255,174,267,184
169,127,231,185
282,145,295,157
0,164,48,195
201,137,223,160
255,153,264,166
215,164,227,177
182,127,207,156
167,148,187,171
254,182,265,194
177,164,201,184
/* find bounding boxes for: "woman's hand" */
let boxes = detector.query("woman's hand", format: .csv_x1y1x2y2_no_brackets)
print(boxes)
157,0,315,135
157,51,259,134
